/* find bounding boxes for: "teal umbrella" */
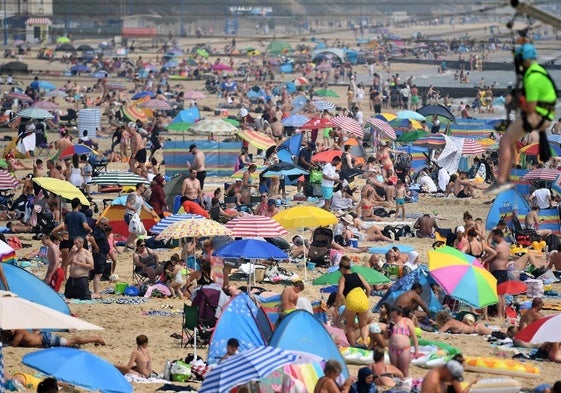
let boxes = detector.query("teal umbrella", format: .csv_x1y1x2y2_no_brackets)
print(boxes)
312,265,389,285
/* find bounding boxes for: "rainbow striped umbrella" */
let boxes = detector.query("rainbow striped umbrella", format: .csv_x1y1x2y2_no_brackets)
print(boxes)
0,240,16,265
0,170,18,191
428,246,497,308
121,104,148,122
238,129,276,150
413,133,447,149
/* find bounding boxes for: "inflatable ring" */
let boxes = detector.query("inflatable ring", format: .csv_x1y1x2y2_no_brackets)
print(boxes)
339,346,373,365
464,357,540,379
345,287,369,314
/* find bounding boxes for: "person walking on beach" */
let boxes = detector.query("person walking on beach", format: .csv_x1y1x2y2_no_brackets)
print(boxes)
64,236,93,300
188,144,207,190
181,169,203,204
481,229,508,320
43,234,63,292
128,122,147,175
487,43,557,194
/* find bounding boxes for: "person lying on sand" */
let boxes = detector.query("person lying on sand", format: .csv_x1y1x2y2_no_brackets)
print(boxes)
116,334,153,378
435,312,502,336
1,329,106,348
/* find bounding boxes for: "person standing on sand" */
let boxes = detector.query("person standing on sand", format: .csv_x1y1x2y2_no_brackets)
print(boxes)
188,144,207,190
181,169,203,204
43,234,63,292
128,122,147,175
481,229,509,320
279,281,304,319
116,335,152,378
64,236,93,300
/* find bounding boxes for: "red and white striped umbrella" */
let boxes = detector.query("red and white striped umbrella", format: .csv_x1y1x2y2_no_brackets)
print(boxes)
7,92,33,102
184,90,206,100
522,168,561,181
366,117,396,140
515,313,561,344
225,215,288,238
461,139,485,155
0,170,19,191
139,99,172,111
331,116,364,138
294,77,309,86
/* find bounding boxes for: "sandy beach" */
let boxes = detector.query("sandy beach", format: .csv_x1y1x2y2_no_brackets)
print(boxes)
1,21,561,392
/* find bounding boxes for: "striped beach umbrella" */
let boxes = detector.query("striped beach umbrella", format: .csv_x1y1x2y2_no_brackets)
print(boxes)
32,101,59,111
331,116,363,138
88,172,150,186
413,133,447,149
184,90,206,100
238,129,276,151
149,214,205,234
0,240,16,265
190,119,239,136
106,83,128,91
7,92,33,102
522,168,561,181
46,89,68,98
199,346,299,393
57,144,98,160
312,100,335,111
281,114,309,128
300,117,335,130
366,117,396,140
226,216,288,238
460,138,485,155
121,105,148,122
17,107,54,119
0,170,18,191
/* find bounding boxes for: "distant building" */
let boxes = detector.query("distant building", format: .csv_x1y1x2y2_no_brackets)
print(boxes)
5,0,53,16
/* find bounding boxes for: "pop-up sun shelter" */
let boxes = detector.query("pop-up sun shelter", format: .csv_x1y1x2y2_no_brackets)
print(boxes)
485,188,529,231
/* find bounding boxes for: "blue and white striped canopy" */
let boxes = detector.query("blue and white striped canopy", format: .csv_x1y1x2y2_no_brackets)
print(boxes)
149,214,204,234
313,100,335,111
88,172,150,186
281,114,309,128
199,346,299,393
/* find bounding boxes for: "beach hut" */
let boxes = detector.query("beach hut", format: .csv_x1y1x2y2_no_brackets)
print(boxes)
25,18,52,44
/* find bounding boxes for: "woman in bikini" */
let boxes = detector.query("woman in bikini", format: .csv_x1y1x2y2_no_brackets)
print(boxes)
375,142,395,178
351,213,393,242
370,348,405,388
453,226,468,251
435,312,496,336
356,189,384,221
313,359,354,393
385,305,418,377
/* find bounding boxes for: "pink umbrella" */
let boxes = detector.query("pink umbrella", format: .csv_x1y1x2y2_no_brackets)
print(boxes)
301,117,336,130
316,63,333,72
212,63,233,71
366,117,396,140
461,139,485,155
515,313,561,344
6,92,33,102
0,170,18,191
32,101,59,111
331,116,363,138
225,216,288,238
522,168,561,181
184,90,206,100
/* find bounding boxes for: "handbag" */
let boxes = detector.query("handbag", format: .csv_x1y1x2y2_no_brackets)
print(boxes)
128,213,147,236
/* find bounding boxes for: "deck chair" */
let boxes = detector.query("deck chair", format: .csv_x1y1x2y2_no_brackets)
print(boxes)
60,109,78,125
181,304,200,348
132,263,150,287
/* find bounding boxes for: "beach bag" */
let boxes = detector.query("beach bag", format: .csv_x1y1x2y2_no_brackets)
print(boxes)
345,287,369,313
170,360,191,382
128,213,147,236
310,168,323,184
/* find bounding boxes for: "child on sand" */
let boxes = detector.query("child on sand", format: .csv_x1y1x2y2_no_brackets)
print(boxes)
117,335,152,378
394,180,407,220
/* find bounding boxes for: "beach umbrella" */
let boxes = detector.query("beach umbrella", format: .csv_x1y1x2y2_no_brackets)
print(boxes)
312,100,335,111
214,239,288,260
17,107,54,119
417,104,456,122
376,113,397,122
56,36,71,44
397,110,426,121
520,143,561,157
547,134,561,146
459,138,485,155
212,63,234,71
190,119,239,136
32,177,89,205
76,44,94,52
365,118,396,140
131,91,155,100
314,89,339,98
163,60,178,69
23,348,132,393
0,61,28,73
199,346,299,393
56,43,75,52
238,129,276,151
413,133,447,149
70,64,90,73
57,144,97,160
139,99,172,111
196,48,209,58
88,172,150,186
106,83,127,91
149,214,205,234
121,104,148,122
273,206,337,229
166,122,193,132
428,246,497,308
330,116,363,138
0,170,18,191
0,290,102,330
0,240,16,265
261,163,308,178
312,265,389,285
12,39,24,47
32,101,59,111
301,117,335,130
225,216,288,238
6,91,33,102
223,118,240,127
396,130,429,143
156,219,231,240
522,168,561,181
293,77,309,86
312,149,342,163
282,114,309,128
184,90,206,100
46,89,68,98
497,280,527,296
514,313,561,344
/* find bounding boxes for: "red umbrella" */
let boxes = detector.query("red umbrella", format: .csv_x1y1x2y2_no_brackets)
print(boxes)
497,280,527,295
515,313,561,344
312,149,342,163
366,117,396,140
331,116,363,138
300,117,335,130
7,92,33,102
461,139,485,155
522,168,561,181
0,170,19,191
225,216,288,238
294,77,309,86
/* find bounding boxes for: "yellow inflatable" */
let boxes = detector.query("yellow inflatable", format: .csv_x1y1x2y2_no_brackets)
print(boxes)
464,357,540,379
345,287,369,313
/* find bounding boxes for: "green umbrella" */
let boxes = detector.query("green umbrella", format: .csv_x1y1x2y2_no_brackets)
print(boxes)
396,130,429,143
314,89,339,98
57,36,71,44
166,122,193,132
223,118,240,127
312,265,389,285
196,48,209,58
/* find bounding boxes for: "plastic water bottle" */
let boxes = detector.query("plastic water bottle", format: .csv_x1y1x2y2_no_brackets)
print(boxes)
163,359,172,380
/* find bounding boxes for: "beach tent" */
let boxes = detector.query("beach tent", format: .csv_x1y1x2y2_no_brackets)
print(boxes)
485,188,529,231
311,48,345,63
509,168,531,196
277,134,303,164
164,141,242,178
257,293,327,325
163,173,187,214
345,137,366,166
172,107,200,125
373,266,442,317
207,294,273,365
269,310,349,378
266,40,292,55
97,200,157,237
0,263,71,315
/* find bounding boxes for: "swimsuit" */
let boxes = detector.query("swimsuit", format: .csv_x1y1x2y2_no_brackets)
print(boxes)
466,241,484,258
396,198,405,206
40,331,67,347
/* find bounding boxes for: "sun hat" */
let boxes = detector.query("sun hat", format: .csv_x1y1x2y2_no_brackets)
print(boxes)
341,214,353,225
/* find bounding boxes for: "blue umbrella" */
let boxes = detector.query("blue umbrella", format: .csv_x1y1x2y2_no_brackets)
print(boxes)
261,162,308,178
163,60,178,69
0,264,70,315
92,70,108,79
70,64,90,73
150,214,205,234
214,239,288,260
281,114,309,127
397,110,426,121
23,347,132,393
0,343,4,393
131,91,155,100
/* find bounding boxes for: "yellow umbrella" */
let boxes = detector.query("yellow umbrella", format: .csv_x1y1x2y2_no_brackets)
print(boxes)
273,206,337,229
156,219,232,240
32,177,89,205
56,36,71,44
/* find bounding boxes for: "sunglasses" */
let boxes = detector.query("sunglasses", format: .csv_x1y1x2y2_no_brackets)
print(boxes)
139,244,146,247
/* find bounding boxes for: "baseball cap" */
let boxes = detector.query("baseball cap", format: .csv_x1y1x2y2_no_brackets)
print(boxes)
456,226,465,233
127,122,137,129
446,360,464,382
516,43,537,60
189,144,197,152
267,198,276,206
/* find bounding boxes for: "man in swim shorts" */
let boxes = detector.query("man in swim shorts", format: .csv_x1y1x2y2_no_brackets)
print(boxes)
1,329,105,347
279,280,304,319
482,229,510,320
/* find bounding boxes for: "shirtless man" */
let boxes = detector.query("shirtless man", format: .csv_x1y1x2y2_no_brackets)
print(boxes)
482,229,510,320
117,335,152,378
421,360,465,393
55,130,73,155
128,122,147,174
64,236,94,300
46,159,65,180
219,338,240,362
414,214,439,238
188,144,207,190
279,280,304,319
449,171,486,198
181,169,202,203
525,206,552,239
32,159,45,178
394,283,431,320
2,329,105,348
43,234,63,292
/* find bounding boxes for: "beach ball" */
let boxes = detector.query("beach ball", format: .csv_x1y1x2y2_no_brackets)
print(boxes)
345,287,369,313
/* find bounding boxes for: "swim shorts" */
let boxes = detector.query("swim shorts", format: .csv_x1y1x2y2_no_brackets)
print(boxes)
321,186,334,200
396,198,405,205
40,331,67,347
133,148,147,163
49,267,65,292
492,269,509,285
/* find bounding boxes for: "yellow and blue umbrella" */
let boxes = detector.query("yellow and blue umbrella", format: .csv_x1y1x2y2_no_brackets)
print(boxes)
428,246,497,308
